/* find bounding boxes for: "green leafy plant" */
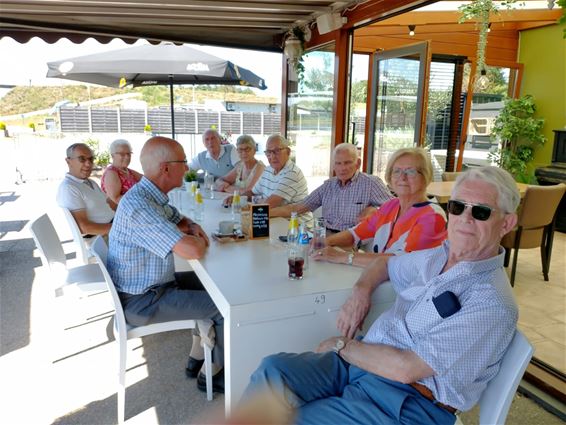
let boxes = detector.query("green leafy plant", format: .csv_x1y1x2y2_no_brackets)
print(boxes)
184,170,198,182
488,95,546,183
0,122,6,130
84,137,111,168
458,0,519,80
144,124,152,132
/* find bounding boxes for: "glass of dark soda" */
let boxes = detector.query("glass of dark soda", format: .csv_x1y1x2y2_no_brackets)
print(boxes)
288,246,304,280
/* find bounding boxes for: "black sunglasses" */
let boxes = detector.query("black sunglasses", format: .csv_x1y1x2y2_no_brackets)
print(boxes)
447,200,497,221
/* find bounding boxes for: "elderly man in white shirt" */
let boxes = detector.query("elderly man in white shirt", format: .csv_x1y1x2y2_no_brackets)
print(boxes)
56,143,114,237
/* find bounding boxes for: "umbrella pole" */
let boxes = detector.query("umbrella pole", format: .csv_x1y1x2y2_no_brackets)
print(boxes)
169,76,175,139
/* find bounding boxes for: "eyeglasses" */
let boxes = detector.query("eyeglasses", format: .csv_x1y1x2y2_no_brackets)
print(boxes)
114,152,132,157
237,147,252,153
264,147,286,156
447,200,497,221
391,168,421,178
69,156,95,163
164,159,188,165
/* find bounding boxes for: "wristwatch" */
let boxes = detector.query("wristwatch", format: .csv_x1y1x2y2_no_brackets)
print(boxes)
333,337,346,355
347,252,354,266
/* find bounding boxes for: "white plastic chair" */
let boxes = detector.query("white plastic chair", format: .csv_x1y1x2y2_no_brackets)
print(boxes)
456,330,534,425
61,207,93,265
90,236,213,424
28,213,106,296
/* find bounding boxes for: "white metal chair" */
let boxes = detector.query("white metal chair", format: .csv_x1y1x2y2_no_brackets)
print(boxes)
61,207,93,265
456,330,534,425
90,236,213,424
28,213,106,296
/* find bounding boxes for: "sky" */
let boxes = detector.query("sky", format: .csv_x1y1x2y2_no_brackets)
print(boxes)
0,37,283,100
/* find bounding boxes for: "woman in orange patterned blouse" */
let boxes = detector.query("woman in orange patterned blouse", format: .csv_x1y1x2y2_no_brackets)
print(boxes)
313,147,447,268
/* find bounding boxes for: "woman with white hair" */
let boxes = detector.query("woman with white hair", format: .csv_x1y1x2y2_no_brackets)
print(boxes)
101,138,143,205
215,134,265,193
314,147,447,267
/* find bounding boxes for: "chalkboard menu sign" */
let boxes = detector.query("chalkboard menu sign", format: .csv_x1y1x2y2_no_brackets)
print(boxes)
241,204,270,239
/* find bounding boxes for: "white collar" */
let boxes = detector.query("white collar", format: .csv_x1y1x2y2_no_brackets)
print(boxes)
205,145,226,160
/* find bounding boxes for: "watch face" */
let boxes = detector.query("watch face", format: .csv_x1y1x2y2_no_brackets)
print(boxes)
335,338,345,351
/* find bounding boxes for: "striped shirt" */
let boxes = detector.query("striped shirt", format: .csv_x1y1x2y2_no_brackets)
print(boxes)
252,159,309,204
364,242,518,411
301,172,392,231
107,177,184,295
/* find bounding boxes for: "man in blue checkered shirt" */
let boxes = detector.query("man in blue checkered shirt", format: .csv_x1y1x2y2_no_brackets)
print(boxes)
108,136,224,394
244,166,521,424
270,144,392,231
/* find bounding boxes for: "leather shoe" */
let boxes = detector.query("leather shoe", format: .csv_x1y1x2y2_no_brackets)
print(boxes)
197,369,224,394
185,357,204,378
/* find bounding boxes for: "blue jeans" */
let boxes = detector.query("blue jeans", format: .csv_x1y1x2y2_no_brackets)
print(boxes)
244,351,456,425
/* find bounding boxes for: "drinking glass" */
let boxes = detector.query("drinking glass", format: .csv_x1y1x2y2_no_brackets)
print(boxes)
288,245,304,280
311,217,326,251
204,172,215,199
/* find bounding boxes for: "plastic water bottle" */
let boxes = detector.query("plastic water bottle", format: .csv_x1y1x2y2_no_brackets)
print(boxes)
194,188,204,222
231,190,242,232
287,212,299,245
298,224,309,270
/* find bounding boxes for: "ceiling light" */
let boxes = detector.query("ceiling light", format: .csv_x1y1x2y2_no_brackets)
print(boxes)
487,23,492,33
408,25,416,36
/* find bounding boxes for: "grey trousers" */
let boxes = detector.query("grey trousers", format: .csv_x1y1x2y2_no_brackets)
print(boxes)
119,271,224,366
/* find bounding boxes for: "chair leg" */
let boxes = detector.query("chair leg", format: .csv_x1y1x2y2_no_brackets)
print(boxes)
509,227,523,288
544,221,557,281
204,344,213,401
503,248,511,267
118,339,127,424
540,228,549,281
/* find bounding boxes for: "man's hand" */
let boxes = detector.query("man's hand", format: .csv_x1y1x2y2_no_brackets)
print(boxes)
337,287,372,339
188,222,209,247
357,206,377,223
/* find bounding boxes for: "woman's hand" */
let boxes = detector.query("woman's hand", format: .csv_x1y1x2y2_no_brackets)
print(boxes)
311,246,349,264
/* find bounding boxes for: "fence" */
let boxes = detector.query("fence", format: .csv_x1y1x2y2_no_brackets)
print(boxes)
59,107,281,135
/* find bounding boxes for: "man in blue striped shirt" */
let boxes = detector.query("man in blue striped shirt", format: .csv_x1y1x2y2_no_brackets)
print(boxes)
108,136,224,394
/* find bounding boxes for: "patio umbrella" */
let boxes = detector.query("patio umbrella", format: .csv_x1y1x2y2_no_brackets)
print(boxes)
46,43,267,138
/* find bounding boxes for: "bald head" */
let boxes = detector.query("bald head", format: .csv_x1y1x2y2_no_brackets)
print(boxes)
141,136,182,177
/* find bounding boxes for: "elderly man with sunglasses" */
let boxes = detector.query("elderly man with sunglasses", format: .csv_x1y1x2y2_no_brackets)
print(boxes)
243,166,520,425
56,142,115,237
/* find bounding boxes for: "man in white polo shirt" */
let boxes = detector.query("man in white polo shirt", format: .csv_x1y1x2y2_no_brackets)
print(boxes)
56,143,115,237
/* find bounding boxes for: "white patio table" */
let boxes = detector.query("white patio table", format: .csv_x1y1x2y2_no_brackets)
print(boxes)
173,191,396,414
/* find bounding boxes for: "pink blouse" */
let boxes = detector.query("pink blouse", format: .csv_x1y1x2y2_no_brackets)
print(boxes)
101,165,139,196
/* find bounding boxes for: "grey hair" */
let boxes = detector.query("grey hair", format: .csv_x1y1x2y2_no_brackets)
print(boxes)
202,128,221,141
140,137,178,176
237,134,256,151
384,147,433,186
452,166,520,213
109,138,132,155
333,143,358,161
266,134,290,148
66,143,92,158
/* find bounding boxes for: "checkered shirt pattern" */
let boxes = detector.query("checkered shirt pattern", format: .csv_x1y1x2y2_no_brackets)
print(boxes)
301,172,392,231
364,241,518,411
107,177,184,295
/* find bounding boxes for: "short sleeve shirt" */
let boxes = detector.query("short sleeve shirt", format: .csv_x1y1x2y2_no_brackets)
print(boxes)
252,159,309,204
56,173,115,224
364,242,518,411
107,177,184,294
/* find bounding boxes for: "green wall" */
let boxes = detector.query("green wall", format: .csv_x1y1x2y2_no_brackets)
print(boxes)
518,22,566,171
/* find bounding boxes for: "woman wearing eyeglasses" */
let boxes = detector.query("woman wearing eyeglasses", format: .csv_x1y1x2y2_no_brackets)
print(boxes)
101,139,143,205
313,147,447,267
214,135,265,193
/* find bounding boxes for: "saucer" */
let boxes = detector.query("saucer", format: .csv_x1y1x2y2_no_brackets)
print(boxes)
214,230,235,237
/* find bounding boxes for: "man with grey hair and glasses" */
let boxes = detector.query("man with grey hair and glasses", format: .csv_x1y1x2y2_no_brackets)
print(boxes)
56,142,114,237
243,166,520,425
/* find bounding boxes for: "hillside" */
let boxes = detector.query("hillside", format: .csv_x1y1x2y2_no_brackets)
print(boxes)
0,85,279,116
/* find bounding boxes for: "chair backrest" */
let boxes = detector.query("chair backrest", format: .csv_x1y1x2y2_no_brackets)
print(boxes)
478,330,534,425
442,171,462,182
518,184,566,229
61,207,92,265
90,236,128,340
28,213,67,271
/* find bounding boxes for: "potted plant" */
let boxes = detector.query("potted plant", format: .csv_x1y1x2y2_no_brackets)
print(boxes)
0,122,8,137
284,26,311,80
144,124,152,135
184,170,198,183
488,95,546,183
